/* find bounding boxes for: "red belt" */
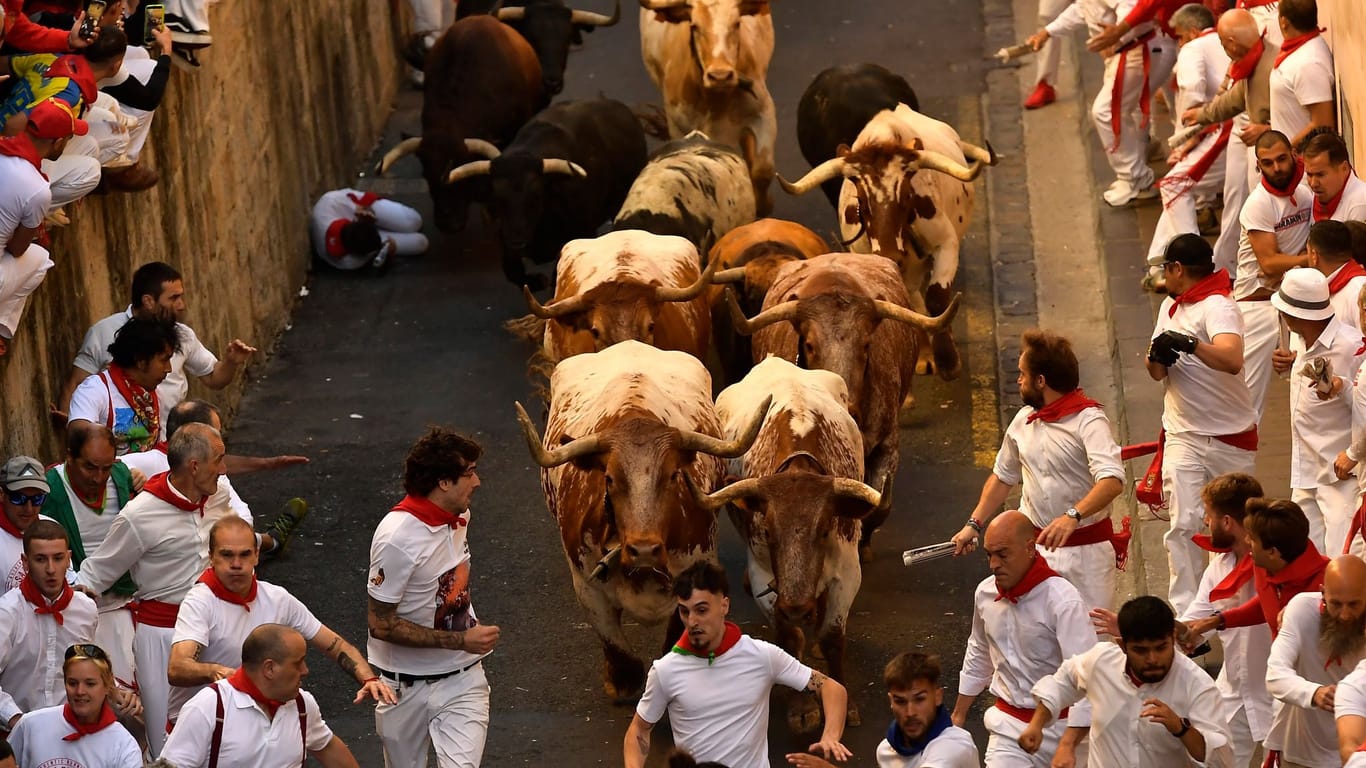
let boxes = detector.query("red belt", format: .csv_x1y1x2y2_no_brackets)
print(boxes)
131,599,180,628
995,699,1069,723
1238,0,1277,7
1034,517,1133,570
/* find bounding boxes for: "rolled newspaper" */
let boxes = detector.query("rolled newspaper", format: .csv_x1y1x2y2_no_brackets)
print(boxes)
1167,123,1204,149
995,43,1036,63
903,541,958,566
1300,356,1335,396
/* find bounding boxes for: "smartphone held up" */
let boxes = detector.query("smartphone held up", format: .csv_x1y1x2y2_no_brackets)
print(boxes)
79,0,107,40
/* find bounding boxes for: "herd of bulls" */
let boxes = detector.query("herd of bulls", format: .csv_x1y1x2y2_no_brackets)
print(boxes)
379,0,1000,732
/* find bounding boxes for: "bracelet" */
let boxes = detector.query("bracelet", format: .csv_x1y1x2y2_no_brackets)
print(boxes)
966,518,984,533
363,676,380,683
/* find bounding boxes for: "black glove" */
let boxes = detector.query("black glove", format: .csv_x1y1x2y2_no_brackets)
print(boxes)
1156,330,1199,354
1148,336,1180,367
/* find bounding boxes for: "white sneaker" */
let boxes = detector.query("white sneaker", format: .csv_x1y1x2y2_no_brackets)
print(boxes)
1103,178,1158,207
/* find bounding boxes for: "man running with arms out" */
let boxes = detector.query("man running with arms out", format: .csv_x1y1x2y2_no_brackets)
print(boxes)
624,560,851,768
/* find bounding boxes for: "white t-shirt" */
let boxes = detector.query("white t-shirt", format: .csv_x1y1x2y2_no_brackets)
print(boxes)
1152,292,1257,436
161,680,334,768
1236,179,1314,299
1265,591,1361,765
1327,262,1366,336
309,189,372,269
1287,318,1363,488
875,725,979,768
72,307,219,433
68,371,159,455
367,509,483,675
637,632,813,768
0,585,98,722
992,405,1125,528
1269,35,1334,142
1318,173,1366,225
1174,32,1231,115
168,580,323,720
0,154,50,256
8,703,143,768
121,447,254,536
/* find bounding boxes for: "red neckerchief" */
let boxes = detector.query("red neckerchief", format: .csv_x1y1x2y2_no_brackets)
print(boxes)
393,494,467,528
1262,160,1306,205
42,56,97,106
1026,389,1103,424
0,133,46,176
671,620,743,665
20,573,74,626
198,567,257,611
323,219,350,257
1313,176,1353,223
996,555,1059,602
60,702,118,741
1191,533,1231,553
227,667,287,719
1209,553,1255,601
142,471,205,515
0,508,23,539
1267,542,1328,589
1229,36,1265,82
1328,261,1366,295
347,191,381,207
1168,269,1232,317
1274,29,1322,68
105,364,160,446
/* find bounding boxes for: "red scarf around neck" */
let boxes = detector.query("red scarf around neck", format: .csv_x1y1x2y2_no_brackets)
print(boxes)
1328,261,1366,295
61,701,118,741
1228,36,1265,82
1168,269,1232,317
0,509,23,539
1209,553,1255,601
142,471,205,514
323,219,350,257
227,667,287,719
104,364,160,446
1026,389,1102,424
198,567,258,610
394,494,467,529
0,133,46,175
20,573,74,625
1191,533,1230,553
996,555,1059,603
1262,160,1306,205
347,191,381,208
671,620,743,664
1313,177,1353,223
1274,29,1321,68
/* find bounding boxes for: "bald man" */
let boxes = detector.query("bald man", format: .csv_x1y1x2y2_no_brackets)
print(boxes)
1265,555,1366,768
954,512,1097,767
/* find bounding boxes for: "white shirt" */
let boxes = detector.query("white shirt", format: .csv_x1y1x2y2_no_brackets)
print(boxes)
1352,362,1366,468
72,307,219,433
75,479,208,604
168,580,323,720
958,573,1096,726
1327,262,1366,335
0,514,75,595
161,680,335,768
1031,642,1233,768
1350,751,1366,768
1335,658,1366,719
1045,0,1134,39
637,633,813,768
0,585,98,722
1235,179,1313,299
1153,292,1257,436
1287,318,1362,488
68,370,160,455
1174,32,1232,115
1177,551,1273,739
1266,591,1361,765
0,154,50,256
875,725,980,768
1320,173,1366,224
8,703,143,768
310,189,370,268
1269,35,1334,141
367,510,483,675
121,447,255,535
993,405,1125,528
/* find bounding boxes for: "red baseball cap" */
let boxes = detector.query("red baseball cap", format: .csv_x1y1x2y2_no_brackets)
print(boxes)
26,98,89,140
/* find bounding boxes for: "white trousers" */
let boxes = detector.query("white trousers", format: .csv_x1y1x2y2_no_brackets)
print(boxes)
41,135,101,210
983,705,1087,768
164,0,212,31
1148,130,1228,264
1214,115,1253,275
1229,703,1263,768
1240,300,1280,421
1163,432,1257,615
409,0,457,37
1038,539,1115,614
1292,480,1358,556
95,605,137,690
1034,0,1071,86
110,48,160,165
373,199,430,257
0,244,54,339
1092,48,1153,187
1146,34,1178,130
134,623,174,757
376,663,490,768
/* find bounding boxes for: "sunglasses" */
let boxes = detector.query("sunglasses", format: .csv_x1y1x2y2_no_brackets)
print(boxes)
7,491,47,506
65,643,110,663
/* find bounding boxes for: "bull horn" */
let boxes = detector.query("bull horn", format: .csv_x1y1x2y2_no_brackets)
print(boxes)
495,5,526,20
377,136,422,175
639,0,688,8
709,266,748,285
465,139,502,159
913,150,983,182
958,139,998,166
725,288,800,336
682,472,765,511
677,395,772,458
446,159,493,185
514,401,605,467
778,157,846,196
571,0,620,25
829,477,884,508
873,292,962,331
654,254,719,302
542,159,587,177
522,284,590,319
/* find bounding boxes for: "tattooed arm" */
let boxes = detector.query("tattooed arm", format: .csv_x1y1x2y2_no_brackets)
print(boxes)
308,625,397,705
805,671,851,762
366,598,501,654
167,640,234,686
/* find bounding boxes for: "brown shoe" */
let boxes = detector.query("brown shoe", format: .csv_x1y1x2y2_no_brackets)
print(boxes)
103,163,160,192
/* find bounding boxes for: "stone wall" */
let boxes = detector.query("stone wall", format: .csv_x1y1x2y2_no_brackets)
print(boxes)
0,0,402,459
1323,0,1364,161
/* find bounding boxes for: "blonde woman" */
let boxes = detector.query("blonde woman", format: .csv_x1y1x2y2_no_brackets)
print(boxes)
8,644,141,768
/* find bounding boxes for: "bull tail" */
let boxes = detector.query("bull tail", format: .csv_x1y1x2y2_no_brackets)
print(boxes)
632,103,671,140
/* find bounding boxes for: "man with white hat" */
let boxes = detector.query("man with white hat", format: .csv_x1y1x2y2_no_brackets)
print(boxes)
1271,267,1364,555
1146,233,1258,615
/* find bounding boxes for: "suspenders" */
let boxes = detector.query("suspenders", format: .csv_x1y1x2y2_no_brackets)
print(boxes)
208,685,308,768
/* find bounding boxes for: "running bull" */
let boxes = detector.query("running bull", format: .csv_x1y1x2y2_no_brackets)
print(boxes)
455,0,621,96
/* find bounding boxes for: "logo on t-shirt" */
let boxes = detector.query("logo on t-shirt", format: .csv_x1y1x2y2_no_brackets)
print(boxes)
37,759,85,768
370,568,385,587
1277,210,1310,231
434,562,475,632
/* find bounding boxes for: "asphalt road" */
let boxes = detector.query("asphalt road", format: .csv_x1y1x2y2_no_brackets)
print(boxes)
228,1,1003,764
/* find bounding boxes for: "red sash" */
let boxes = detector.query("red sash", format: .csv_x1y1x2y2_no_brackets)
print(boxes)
1209,554,1255,601
1109,35,1155,152
1033,517,1133,570
1158,122,1233,207
1237,0,1278,7
131,599,180,628
198,568,257,610
994,699,1069,723
1274,29,1321,68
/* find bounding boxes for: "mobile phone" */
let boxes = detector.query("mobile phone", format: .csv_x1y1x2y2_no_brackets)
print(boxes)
144,3,165,44
79,0,107,40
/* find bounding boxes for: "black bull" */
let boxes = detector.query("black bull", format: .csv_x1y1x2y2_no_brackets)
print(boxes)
456,0,621,95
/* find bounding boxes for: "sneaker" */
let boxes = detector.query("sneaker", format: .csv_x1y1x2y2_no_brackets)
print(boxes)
166,15,213,47
1023,80,1056,110
44,207,70,227
1197,205,1220,236
1103,178,1158,207
264,498,309,557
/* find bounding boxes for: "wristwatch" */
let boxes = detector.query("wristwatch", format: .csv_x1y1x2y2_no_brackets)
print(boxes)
1065,507,1082,522
1173,717,1192,738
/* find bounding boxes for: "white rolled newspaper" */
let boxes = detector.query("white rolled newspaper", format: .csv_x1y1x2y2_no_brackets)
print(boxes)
903,541,958,567
995,43,1035,63
1167,123,1204,149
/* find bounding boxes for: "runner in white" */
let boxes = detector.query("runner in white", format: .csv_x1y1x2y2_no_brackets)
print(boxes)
73,422,224,757
161,624,361,768
1268,0,1334,148
1305,221,1366,335
67,315,180,456
953,329,1125,613
1301,131,1366,225
1333,646,1366,762
1021,596,1233,767
953,511,1096,767
7,643,142,768
310,188,427,270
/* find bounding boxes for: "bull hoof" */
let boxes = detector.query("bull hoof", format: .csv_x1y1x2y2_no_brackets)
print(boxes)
914,355,935,376
603,656,646,704
932,335,962,381
786,693,823,735
846,703,862,728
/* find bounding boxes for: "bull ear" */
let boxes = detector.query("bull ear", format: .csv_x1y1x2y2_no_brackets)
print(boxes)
835,143,851,158
653,7,691,23
910,137,925,151
738,0,769,15
829,493,878,521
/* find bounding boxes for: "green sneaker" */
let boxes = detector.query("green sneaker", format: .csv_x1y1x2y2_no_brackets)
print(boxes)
264,498,309,557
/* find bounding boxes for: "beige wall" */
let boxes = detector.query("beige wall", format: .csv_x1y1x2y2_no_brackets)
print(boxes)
0,1,401,460
1323,0,1365,161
